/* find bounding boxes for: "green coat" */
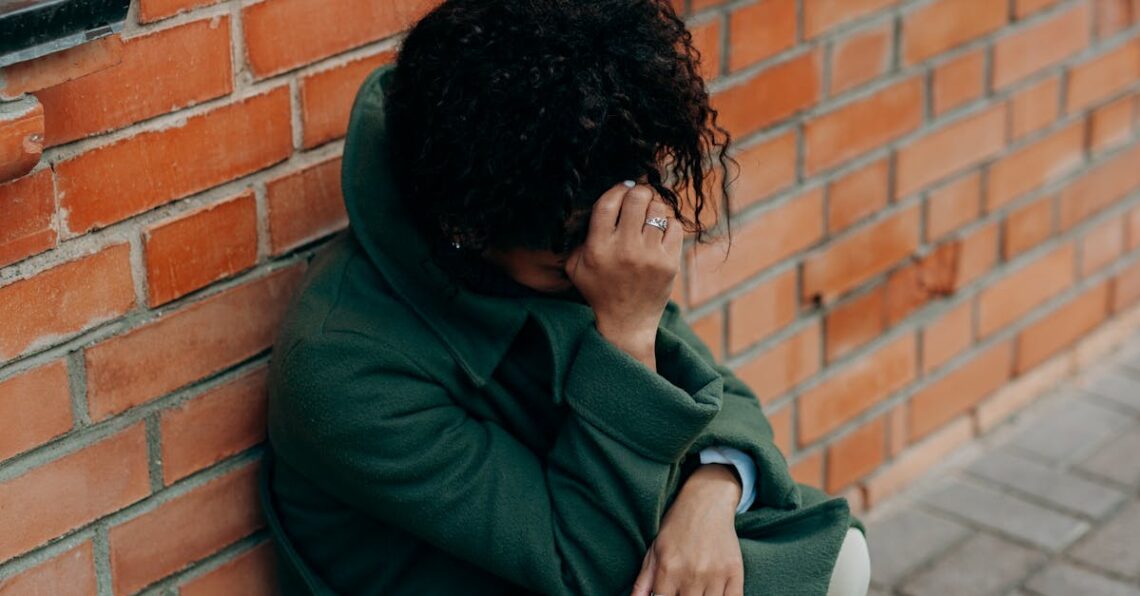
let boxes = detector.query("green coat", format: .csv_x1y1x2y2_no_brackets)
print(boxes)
258,62,864,596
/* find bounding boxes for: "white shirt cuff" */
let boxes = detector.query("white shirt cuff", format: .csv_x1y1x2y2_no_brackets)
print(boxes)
698,445,757,514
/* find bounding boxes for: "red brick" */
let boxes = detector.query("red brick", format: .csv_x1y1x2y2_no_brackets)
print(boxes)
58,88,292,235
993,4,1092,88
1060,144,1140,230
1067,40,1140,111
0,36,123,100
727,268,798,354
0,244,135,361
805,77,923,174
690,0,728,13
826,287,885,362
1095,0,1140,37
243,0,434,78
1082,216,1126,275
84,267,303,421
139,0,223,22
927,173,981,241
0,169,56,268
144,192,259,307
978,243,1076,337
1090,94,1136,153
687,188,824,305
1004,195,1055,259
957,221,1001,287
1016,0,1063,17
1130,205,1140,250
804,205,920,304
0,541,96,596
690,309,725,362
790,451,824,487
922,301,973,373
986,122,1085,211
803,0,898,39
0,425,149,561
161,368,269,484
735,322,822,405
728,130,798,212
728,0,797,71
300,51,395,149
830,22,893,95
895,106,1006,197
828,159,890,233
36,17,232,148
0,97,43,183
884,241,961,325
0,361,72,462
767,404,793,455
933,49,987,115
713,51,822,138
908,341,1012,441
798,333,917,445
826,417,886,492
691,17,722,81
902,0,1007,65
1009,76,1061,140
110,463,263,594
1016,283,1110,372
267,157,348,255
1114,259,1140,310
179,541,277,596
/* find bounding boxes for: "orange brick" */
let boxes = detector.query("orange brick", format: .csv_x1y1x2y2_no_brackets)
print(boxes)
144,192,259,307
933,49,986,115
728,130,798,213
691,17,722,81
826,417,886,492
36,17,232,147
84,267,303,421
805,77,923,174
0,36,124,100
895,106,1006,197
735,322,822,404
1067,39,1140,111
926,172,981,241
803,0,899,39
0,541,96,596
888,405,907,457
0,361,72,462
1090,94,1136,154
993,4,1092,88
1016,283,1110,372
300,51,395,149
909,341,1012,441
1004,195,1055,259
0,425,149,561
790,451,824,487
713,51,822,138
687,189,824,305
0,244,135,361
825,287,885,362
1009,76,1061,140
728,0,797,71
58,88,292,235
0,96,43,182
0,169,56,268
110,463,263,594
242,0,434,78
767,404,793,455
884,241,961,325
828,159,890,233
978,243,1076,337
1016,0,1063,17
803,205,920,304
139,0,223,23
727,268,798,354
798,333,917,445
957,221,1001,287
179,541,277,596
922,301,973,373
1095,0,1140,37
830,22,893,95
267,157,348,255
902,0,1007,65
1115,259,1140,311
690,309,725,362
1060,144,1140,230
986,122,1085,211
161,367,269,484
1081,216,1126,275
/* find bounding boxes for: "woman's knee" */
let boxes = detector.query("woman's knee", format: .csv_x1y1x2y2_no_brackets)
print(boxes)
826,528,870,596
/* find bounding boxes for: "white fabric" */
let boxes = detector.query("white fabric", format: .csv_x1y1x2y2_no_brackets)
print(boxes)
698,446,757,513
826,528,870,596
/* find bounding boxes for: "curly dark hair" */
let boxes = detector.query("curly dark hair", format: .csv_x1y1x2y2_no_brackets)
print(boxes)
384,0,738,264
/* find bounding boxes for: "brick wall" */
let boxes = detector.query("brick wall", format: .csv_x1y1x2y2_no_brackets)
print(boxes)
1,0,1138,592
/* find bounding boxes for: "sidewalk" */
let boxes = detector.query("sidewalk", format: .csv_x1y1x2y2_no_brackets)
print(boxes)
864,336,1140,595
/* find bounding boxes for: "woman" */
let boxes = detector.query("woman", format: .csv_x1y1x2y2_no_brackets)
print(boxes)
258,1,869,594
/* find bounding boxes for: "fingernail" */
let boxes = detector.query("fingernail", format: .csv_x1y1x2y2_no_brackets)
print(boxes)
623,180,636,188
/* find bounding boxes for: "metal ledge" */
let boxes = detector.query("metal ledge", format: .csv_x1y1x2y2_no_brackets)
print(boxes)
0,0,130,68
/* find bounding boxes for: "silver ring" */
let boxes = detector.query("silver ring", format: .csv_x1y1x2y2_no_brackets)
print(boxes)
644,216,669,232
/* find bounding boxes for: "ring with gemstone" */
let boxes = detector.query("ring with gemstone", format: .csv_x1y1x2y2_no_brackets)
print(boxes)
644,216,669,232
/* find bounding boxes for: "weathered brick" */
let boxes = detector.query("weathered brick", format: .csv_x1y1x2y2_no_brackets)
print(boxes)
895,106,1006,197
1066,39,1140,112
735,322,821,404
1081,217,1126,275
0,541,96,596
267,157,348,255
300,51,395,149
827,159,890,233
933,49,986,115
728,0,796,71
826,416,885,492
826,287,885,362
139,0,223,23
1060,144,1140,230
977,243,1075,337
712,51,822,138
727,268,798,354
805,78,923,175
728,130,798,213
993,4,1092,88
803,0,898,39
927,173,981,240
0,169,56,268
909,341,1012,441
902,0,1007,65
178,541,278,596
830,22,892,95
1003,195,1055,258
987,122,1085,211
803,205,920,304
0,361,72,462
1009,75,1061,140
922,301,973,374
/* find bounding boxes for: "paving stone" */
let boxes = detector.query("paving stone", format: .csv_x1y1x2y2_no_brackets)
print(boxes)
921,480,1089,552
1068,500,1140,580
1007,398,1130,464
1081,370,1140,414
899,533,1045,596
1025,561,1140,596
867,508,971,587
1079,427,1140,488
965,450,1126,519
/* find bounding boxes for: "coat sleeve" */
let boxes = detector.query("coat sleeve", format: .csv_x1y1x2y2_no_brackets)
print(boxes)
268,326,723,596
660,301,802,510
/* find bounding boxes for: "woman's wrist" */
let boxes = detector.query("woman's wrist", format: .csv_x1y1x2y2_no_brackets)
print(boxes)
679,464,742,513
595,321,658,371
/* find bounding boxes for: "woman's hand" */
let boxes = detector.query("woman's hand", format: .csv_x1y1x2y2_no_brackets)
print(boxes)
565,181,684,370
631,464,746,596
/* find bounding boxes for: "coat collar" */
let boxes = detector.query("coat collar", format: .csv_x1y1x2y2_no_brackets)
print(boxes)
340,62,595,399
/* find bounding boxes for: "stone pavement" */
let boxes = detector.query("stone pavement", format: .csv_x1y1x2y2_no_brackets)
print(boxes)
864,336,1140,596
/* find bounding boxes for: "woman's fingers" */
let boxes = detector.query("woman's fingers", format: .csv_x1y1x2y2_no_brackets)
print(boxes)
631,549,657,596
587,181,634,245
618,184,654,236
642,199,672,243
